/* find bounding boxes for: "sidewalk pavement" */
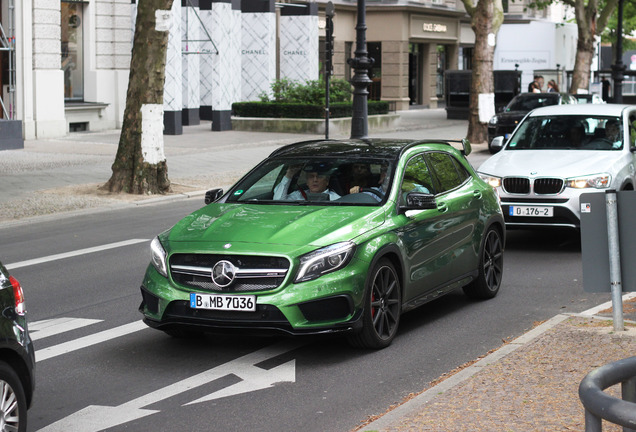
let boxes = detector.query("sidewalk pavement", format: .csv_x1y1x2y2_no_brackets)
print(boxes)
2,108,636,431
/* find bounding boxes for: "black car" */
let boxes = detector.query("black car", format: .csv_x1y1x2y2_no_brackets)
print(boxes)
487,92,578,153
0,262,35,432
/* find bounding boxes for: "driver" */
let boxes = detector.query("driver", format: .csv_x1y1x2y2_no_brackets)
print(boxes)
274,163,341,201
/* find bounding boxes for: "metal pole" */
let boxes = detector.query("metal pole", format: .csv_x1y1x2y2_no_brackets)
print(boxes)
325,2,334,140
612,0,625,103
347,0,374,139
605,190,624,332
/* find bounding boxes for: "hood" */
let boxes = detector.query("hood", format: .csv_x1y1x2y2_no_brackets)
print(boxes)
495,111,527,125
478,149,625,179
168,203,384,248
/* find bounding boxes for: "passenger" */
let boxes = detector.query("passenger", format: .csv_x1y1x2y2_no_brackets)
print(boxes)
605,119,621,143
344,163,371,192
350,165,388,202
567,124,586,148
274,163,341,201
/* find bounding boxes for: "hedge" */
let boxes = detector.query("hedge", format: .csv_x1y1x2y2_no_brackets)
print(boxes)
232,101,390,119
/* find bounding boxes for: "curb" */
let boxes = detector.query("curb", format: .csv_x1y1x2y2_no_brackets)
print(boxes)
360,314,571,432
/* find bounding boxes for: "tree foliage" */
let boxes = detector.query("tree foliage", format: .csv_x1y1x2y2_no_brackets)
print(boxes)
601,0,636,54
259,78,352,104
526,0,619,92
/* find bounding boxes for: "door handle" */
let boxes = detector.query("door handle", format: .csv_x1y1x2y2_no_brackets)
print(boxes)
437,202,448,212
473,190,483,198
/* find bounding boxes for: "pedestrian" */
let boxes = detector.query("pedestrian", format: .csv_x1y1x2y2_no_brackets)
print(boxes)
527,75,544,92
547,80,559,93
602,78,611,102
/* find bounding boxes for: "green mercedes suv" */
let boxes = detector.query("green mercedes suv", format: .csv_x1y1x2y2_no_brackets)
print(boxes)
140,139,505,348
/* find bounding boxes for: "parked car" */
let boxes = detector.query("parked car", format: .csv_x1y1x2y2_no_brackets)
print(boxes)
0,261,35,432
487,92,578,153
479,104,636,230
139,139,505,349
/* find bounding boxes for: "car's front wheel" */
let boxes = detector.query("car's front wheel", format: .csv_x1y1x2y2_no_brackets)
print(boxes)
0,361,27,432
463,226,504,299
348,258,401,349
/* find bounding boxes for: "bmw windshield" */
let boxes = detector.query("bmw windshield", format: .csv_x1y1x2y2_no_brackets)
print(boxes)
226,157,395,205
505,115,624,151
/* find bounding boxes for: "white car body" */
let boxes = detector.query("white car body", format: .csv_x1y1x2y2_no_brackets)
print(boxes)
478,104,636,229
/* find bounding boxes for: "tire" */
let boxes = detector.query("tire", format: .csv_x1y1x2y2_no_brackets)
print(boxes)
348,258,401,349
0,361,27,432
463,227,504,300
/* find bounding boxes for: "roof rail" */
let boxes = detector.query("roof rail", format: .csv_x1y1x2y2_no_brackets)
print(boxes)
269,139,334,157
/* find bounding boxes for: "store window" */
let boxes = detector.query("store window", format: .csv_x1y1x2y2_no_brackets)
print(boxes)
62,1,84,101
368,42,381,100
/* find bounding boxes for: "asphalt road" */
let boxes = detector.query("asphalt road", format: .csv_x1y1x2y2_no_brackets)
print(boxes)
1,191,613,432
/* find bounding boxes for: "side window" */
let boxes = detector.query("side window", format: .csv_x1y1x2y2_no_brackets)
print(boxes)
630,114,636,148
451,157,470,183
425,152,463,193
400,155,434,205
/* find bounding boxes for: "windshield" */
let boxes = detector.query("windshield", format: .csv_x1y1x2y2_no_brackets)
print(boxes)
505,115,623,151
226,157,394,205
506,95,558,112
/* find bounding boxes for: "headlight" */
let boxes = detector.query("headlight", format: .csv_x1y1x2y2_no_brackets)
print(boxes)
295,242,356,283
150,237,168,277
479,173,502,188
565,174,611,189
488,116,498,126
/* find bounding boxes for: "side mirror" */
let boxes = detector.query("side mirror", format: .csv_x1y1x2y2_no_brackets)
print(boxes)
491,136,505,151
204,188,223,204
401,192,436,211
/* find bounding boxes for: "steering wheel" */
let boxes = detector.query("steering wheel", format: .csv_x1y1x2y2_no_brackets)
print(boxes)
360,188,383,199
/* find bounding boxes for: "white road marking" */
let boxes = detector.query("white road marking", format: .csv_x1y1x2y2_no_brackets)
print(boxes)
36,341,300,432
5,239,150,270
36,321,147,362
29,318,102,341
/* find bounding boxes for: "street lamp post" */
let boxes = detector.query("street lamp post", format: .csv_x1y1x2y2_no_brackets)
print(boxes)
347,0,374,139
612,0,625,103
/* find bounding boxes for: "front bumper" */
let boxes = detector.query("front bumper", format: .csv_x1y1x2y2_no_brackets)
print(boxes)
139,261,368,336
498,190,582,229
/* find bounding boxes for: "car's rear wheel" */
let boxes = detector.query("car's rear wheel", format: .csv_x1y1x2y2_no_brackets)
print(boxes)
0,361,27,432
348,258,401,349
463,226,503,299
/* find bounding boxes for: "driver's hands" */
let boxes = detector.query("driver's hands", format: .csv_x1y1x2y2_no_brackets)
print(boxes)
350,186,361,194
285,165,302,179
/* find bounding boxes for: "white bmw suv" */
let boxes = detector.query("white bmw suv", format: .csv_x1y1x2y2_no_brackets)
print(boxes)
478,104,636,229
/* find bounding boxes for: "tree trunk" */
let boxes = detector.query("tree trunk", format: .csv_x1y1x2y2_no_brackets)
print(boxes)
102,0,174,195
464,0,503,144
569,0,618,94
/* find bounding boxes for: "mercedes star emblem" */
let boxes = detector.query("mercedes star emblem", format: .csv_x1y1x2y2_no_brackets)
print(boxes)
211,260,236,287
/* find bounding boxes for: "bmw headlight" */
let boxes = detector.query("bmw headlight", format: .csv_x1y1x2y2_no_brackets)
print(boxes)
488,116,498,126
479,173,502,188
150,237,168,277
565,174,611,189
295,242,356,283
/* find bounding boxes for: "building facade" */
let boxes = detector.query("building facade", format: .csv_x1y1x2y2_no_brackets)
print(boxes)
6,0,575,141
